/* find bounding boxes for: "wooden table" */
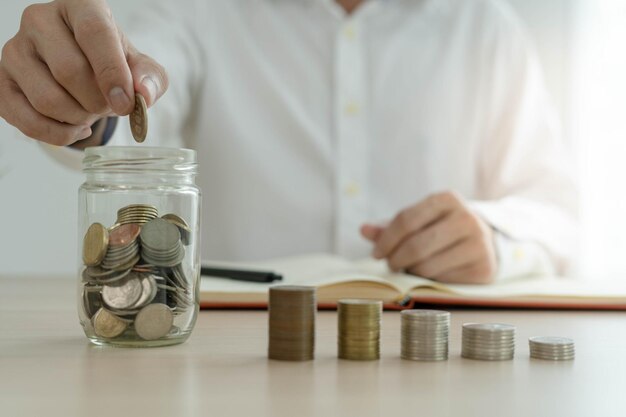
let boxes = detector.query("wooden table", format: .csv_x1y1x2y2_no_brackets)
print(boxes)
1,277,625,417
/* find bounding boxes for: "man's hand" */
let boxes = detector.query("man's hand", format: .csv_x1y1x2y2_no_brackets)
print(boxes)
361,191,497,284
0,0,168,146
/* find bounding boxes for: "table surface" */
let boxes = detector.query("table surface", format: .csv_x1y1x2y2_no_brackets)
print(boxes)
1,277,625,417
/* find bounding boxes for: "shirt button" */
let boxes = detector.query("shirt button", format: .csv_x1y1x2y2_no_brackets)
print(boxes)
344,181,361,197
513,247,525,262
345,101,360,116
344,25,356,40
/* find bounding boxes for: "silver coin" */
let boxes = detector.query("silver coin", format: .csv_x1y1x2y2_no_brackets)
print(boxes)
171,265,191,291
83,266,120,280
529,336,574,346
102,273,143,310
462,353,515,361
82,286,103,319
92,268,133,285
130,274,158,309
134,303,174,340
463,323,516,332
401,309,450,321
142,247,185,267
530,353,575,361
162,213,192,246
463,339,516,347
140,218,181,251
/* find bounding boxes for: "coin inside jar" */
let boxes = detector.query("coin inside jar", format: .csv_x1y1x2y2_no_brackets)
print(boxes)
140,218,181,252
134,303,174,340
108,224,141,247
82,223,109,266
162,213,192,245
102,273,143,310
130,275,158,309
92,308,128,338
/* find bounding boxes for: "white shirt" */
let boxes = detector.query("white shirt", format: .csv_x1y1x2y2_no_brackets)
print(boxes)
48,0,577,278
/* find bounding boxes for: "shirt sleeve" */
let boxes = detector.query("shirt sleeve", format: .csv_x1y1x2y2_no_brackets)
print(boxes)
468,2,578,276
108,0,207,148
491,230,555,280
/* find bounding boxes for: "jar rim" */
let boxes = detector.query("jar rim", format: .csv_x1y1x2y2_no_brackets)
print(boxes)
83,146,197,173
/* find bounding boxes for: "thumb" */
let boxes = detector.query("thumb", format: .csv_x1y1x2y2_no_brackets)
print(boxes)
127,48,168,107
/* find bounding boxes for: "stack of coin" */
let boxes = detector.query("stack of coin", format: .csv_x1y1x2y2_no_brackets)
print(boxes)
268,285,316,361
116,204,158,226
401,309,450,361
100,224,141,271
140,218,185,267
462,323,516,361
529,336,575,361
81,204,194,341
337,299,382,361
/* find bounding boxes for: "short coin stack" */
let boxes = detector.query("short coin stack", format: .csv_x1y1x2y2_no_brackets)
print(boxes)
81,204,194,341
401,309,450,361
117,204,158,225
462,323,516,361
140,218,185,268
338,299,382,361
268,286,316,361
529,336,575,361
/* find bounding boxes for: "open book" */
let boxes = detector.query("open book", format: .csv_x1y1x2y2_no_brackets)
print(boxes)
200,254,626,310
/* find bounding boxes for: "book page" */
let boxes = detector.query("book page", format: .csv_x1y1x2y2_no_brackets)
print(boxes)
351,258,626,301
200,254,407,295
199,253,626,305
412,276,626,300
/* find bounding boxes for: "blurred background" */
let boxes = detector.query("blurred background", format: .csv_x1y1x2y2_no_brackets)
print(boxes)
0,0,624,281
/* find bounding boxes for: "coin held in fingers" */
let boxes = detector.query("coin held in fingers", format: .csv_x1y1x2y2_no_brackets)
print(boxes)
130,93,148,143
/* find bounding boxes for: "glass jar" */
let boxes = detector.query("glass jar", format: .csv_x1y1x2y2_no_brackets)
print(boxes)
78,146,201,347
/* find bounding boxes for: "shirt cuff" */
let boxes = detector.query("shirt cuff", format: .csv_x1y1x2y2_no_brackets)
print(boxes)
100,117,118,145
492,231,555,280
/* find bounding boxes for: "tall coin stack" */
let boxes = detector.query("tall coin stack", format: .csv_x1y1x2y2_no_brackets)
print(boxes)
268,285,316,361
401,309,450,361
462,323,516,361
337,299,383,361
529,336,575,361
81,204,194,341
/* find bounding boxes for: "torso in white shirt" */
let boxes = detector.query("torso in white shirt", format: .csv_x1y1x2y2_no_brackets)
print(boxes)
107,0,575,269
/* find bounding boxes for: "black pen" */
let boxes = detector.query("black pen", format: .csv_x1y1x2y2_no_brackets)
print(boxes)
200,266,283,283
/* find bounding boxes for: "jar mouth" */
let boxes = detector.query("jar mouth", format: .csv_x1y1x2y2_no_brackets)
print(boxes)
83,146,197,173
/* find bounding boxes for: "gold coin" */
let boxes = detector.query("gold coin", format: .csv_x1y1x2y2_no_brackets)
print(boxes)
130,93,148,143
92,308,128,338
82,223,109,266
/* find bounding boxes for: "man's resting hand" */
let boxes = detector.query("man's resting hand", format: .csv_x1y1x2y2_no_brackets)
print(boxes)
361,191,498,284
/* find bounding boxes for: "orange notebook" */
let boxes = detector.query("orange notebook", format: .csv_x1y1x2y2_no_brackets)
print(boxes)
200,254,626,310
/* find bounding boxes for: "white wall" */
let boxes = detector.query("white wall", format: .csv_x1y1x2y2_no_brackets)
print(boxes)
0,0,574,277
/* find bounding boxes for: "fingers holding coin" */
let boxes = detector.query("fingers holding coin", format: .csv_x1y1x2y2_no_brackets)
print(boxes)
0,68,92,145
26,4,111,116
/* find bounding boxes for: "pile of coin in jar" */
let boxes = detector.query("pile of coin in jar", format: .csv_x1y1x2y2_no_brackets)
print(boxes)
81,204,193,341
